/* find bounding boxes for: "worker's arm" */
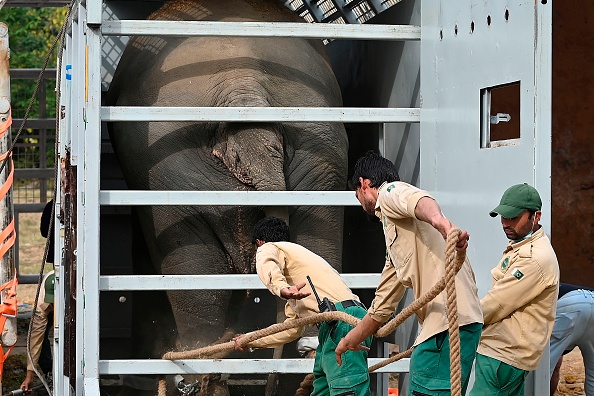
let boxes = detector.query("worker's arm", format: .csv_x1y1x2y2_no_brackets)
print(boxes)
279,282,310,300
414,197,469,251
481,258,548,324
378,182,469,251
335,256,403,365
335,314,382,365
255,244,292,298
20,369,36,392
26,304,50,372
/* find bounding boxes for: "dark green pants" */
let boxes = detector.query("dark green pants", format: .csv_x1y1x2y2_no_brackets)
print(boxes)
469,353,528,396
312,301,372,396
409,322,482,396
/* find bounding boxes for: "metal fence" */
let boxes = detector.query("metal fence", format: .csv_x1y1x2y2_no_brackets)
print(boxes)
10,68,56,282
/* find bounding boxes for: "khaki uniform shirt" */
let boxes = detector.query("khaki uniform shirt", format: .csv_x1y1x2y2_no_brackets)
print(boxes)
368,182,483,345
478,227,559,370
250,241,358,349
27,271,54,371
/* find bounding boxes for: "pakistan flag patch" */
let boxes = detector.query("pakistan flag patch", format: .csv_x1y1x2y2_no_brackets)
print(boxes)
500,257,510,270
386,184,396,193
511,268,524,280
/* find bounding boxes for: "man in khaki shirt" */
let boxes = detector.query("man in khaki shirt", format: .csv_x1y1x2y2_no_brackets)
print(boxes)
20,271,54,393
470,183,559,395
335,152,483,395
21,200,55,393
233,216,373,396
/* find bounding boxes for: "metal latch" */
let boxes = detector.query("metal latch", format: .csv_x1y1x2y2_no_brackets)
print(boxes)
490,113,511,124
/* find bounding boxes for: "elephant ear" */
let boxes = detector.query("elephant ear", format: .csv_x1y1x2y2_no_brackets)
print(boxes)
212,123,286,190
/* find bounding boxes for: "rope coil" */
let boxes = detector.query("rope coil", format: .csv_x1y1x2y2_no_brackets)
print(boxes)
158,227,465,395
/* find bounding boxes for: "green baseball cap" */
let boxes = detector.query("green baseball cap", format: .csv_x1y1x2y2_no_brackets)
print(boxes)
489,183,542,218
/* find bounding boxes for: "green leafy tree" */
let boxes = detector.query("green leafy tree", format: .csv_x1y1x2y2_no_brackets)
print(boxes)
1,7,66,191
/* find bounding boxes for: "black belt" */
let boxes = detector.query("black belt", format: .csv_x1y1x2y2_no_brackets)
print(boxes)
338,299,366,310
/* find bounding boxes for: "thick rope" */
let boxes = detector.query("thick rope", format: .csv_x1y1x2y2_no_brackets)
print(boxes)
162,311,360,360
367,346,414,373
445,229,462,396
158,228,465,395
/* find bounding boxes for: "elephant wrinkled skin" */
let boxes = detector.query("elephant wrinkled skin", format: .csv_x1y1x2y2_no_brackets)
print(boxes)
107,0,348,394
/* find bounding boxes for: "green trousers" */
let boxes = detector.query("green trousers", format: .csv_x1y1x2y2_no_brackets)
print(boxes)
469,353,528,396
312,301,372,396
409,322,483,396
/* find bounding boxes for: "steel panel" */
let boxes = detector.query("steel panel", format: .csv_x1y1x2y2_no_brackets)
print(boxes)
420,1,552,393
420,0,550,299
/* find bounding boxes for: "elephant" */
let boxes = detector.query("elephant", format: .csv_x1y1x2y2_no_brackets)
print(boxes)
106,0,348,394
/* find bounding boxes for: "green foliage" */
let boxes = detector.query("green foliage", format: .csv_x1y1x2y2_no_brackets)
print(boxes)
1,7,67,68
1,7,65,170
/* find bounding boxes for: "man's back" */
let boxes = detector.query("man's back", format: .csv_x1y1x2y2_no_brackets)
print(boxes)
256,241,358,314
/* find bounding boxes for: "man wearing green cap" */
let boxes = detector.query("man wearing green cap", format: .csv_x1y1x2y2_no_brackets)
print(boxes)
470,183,559,395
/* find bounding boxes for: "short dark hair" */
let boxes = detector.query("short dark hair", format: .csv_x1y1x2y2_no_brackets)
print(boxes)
349,151,400,190
252,216,290,244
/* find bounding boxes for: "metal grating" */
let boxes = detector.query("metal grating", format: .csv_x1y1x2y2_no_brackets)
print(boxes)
284,0,403,25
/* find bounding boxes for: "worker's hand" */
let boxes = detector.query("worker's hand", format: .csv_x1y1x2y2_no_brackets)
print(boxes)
438,218,470,253
233,335,249,352
20,370,35,393
280,282,311,300
335,337,370,366
455,229,470,252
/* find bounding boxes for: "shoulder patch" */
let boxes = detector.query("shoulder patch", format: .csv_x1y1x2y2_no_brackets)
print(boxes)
386,184,395,193
500,257,510,271
511,268,524,280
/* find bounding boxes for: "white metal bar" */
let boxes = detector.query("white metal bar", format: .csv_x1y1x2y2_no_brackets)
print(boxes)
100,106,420,123
82,8,102,394
54,27,70,395
102,20,421,41
99,274,381,291
86,0,102,25
99,358,411,375
100,190,359,206
528,1,553,394
74,4,86,394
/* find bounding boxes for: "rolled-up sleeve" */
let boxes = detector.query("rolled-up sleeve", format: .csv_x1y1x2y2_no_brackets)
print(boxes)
368,256,406,323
